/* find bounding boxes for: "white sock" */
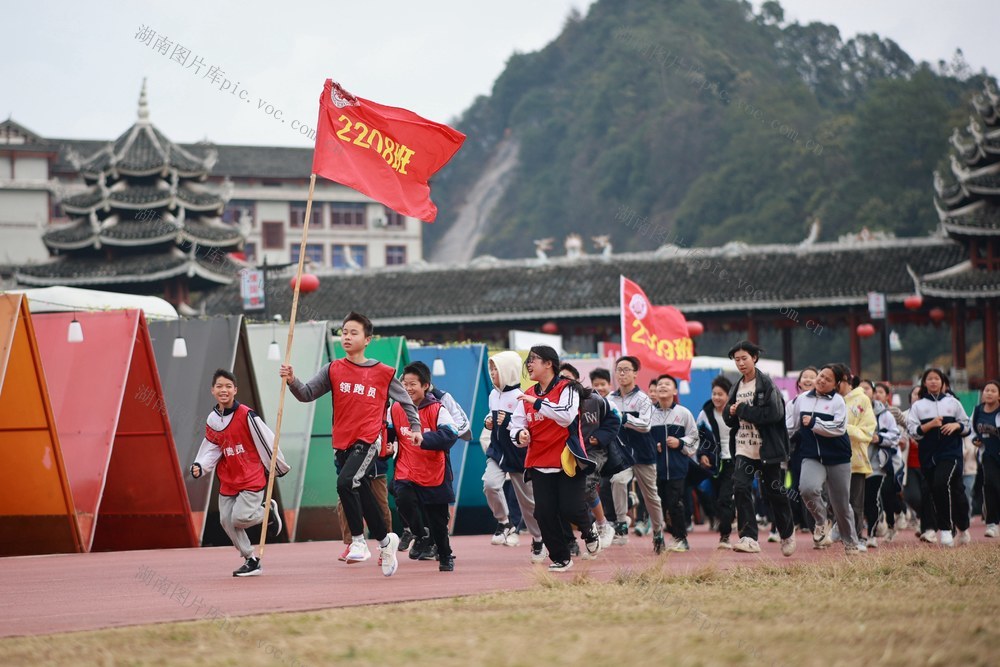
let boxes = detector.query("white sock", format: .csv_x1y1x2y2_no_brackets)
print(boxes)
352,536,366,545
380,536,390,548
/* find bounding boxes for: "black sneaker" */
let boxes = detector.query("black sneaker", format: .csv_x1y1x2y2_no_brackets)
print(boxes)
652,533,665,555
567,540,580,557
491,522,506,545
398,528,415,552
419,544,439,561
233,556,261,577
530,540,547,563
266,499,282,538
438,555,455,572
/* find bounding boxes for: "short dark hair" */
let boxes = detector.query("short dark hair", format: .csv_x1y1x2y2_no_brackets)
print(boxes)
589,368,611,383
212,369,237,386
656,374,678,388
558,362,581,380
403,362,431,387
615,355,640,372
727,340,763,361
343,311,373,337
711,375,732,393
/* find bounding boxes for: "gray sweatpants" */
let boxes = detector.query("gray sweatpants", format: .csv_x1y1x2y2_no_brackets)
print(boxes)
799,459,859,547
482,458,541,540
219,489,265,559
632,463,665,534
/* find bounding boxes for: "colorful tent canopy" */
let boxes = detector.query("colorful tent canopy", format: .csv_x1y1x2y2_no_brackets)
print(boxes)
32,310,198,551
147,316,283,546
0,294,81,555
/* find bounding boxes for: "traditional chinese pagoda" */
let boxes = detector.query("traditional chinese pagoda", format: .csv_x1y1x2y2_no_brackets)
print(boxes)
927,78,1000,380
16,81,244,312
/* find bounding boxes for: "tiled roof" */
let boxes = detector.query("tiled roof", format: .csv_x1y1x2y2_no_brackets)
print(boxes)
59,185,222,214
182,220,242,246
964,171,1000,195
78,123,212,177
16,253,188,285
101,219,177,244
922,265,1000,298
202,238,967,325
942,206,1000,235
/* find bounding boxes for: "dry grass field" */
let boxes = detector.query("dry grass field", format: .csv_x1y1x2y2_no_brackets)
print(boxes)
2,544,998,667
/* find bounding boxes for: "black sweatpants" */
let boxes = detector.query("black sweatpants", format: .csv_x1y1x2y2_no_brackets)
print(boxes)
714,459,736,540
395,484,451,560
732,455,794,541
850,473,866,538
983,455,1000,525
657,477,687,540
904,467,936,533
335,443,387,541
531,470,595,563
864,474,886,536
926,459,971,532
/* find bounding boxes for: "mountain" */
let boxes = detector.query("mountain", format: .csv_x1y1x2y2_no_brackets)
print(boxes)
427,0,992,261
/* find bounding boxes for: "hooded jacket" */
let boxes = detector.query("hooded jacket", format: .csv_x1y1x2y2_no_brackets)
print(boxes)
723,369,790,465
845,387,875,475
907,392,971,467
485,351,528,473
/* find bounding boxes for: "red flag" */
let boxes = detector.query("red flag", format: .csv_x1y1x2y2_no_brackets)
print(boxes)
620,276,694,381
312,80,466,222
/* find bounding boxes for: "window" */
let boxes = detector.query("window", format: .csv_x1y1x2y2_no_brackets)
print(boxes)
290,202,323,228
244,242,257,262
330,202,366,227
383,206,406,229
385,245,407,266
222,199,255,226
261,221,284,249
291,243,324,264
332,244,367,268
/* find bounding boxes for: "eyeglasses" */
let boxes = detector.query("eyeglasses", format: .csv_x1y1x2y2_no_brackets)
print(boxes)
615,367,634,374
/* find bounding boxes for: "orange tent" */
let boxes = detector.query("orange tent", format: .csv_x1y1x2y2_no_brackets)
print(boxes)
0,294,81,555
32,309,198,552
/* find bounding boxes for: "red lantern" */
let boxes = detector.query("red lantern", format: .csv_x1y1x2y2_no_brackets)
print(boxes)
856,323,876,338
686,320,705,337
541,321,558,334
929,307,946,324
290,274,320,293
904,295,923,311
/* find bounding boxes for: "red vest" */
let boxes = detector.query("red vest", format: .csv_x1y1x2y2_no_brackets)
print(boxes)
329,358,395,451
204,403,267,495
392,400,447,486
524,378,572,469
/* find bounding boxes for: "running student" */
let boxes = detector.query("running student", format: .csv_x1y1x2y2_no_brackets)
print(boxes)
510,346,601,572
785,364,861,553
696,375,735,549
907,368,972,547
388,363,459,572
861,380,901,548
839,368,875,548
280,311,420,576
722,340,796,556
651,374,699,553
972,380,1000,538
191,369,289,577
609,356,665,553
482,351,545,561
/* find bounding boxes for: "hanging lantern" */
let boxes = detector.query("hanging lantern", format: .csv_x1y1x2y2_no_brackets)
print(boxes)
541,321,558,334
67,315,84,343
929,307,946,324
290,274,320,293
903,295,923,311
686,320,705,337
856,323,876,338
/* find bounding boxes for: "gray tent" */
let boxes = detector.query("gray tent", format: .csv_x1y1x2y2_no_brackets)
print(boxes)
149,316,288,546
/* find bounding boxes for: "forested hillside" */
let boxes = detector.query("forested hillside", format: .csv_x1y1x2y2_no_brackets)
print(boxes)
428,0,992,259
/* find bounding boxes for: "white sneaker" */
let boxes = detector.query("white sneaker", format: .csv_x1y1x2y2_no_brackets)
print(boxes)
885,528,896,542
985,524,999,538
813,521,833,549
548,559,573,573
939,530,955,548
345,539,371,563
502,524,520,547
581,535,602,560
875,519,888,538
829,524,841,543
957,529,971,546
490,522,506,546
598,523,615,550
380,532,400,576
895,512,909,531
780,536,796,557
717,538,733,550
856,541,868,552
530,540,548,564
732,537,761,553
866,536,878,549
919,530,938,543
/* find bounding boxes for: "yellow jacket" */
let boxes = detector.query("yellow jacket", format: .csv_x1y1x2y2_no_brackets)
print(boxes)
845,387,875,475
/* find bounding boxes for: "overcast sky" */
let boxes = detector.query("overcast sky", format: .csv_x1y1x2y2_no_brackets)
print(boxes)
3,1,997,148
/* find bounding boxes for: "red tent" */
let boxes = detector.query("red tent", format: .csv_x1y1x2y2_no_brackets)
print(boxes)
32,310,198,551
0,294,82,555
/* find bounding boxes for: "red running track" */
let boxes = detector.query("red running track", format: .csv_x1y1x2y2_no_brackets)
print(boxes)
0,523,989,638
